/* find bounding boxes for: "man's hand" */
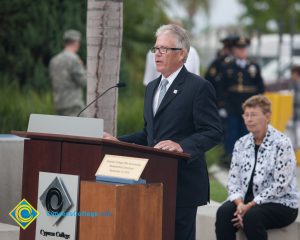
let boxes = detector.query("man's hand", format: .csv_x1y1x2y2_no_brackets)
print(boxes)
154,140,183,152
103,132,119,141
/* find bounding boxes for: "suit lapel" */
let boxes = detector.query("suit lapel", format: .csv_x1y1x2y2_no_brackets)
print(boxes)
155,66,187,117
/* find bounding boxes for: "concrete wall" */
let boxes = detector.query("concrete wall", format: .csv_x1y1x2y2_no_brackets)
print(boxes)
196,203,300,240
0,136,24,225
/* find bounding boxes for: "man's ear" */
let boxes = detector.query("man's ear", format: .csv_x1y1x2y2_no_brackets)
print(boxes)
180,50,187,62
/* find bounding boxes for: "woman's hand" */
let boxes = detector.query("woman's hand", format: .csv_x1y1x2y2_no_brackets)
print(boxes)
239,202,256,216
235,201,256,216
232,201,256,228
232,212,243,228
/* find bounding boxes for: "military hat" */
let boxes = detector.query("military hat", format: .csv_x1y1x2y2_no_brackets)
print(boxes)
63,29,81,42
233,36,250,48
220,34,239,48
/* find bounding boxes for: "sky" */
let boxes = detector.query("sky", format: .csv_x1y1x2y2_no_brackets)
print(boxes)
165,0,245,33
206,0,244,28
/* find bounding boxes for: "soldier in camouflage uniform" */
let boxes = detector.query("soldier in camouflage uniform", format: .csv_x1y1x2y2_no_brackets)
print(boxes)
49,29,86,116
222,36,265,164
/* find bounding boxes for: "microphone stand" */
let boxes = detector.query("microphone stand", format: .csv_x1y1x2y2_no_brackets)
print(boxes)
77,84,125,117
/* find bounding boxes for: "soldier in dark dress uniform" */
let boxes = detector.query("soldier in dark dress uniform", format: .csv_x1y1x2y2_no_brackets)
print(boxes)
222,36,265,165
205,35,238,109
205,35,239,165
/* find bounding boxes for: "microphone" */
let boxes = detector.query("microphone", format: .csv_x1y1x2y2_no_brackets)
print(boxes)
77,82,126,117
116,82,126,88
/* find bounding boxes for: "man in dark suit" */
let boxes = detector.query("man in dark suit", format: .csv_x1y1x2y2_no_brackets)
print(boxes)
104,24,222,240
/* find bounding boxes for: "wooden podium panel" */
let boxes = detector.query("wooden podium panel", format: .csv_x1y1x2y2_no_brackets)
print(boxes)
20,139,61,240
62,142,178,240
79,181,163,240
14,131,189,240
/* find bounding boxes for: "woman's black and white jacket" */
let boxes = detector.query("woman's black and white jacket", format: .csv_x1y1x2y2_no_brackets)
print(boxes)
227,125,299,208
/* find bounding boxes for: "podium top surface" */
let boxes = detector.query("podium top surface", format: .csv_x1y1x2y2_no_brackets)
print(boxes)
12,131,189,160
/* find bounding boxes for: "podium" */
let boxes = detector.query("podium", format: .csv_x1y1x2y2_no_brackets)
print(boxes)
13,131,189,240
79,181,163,240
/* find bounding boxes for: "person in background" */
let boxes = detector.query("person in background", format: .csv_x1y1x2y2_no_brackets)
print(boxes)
215,95,299,240
205,34,238,109
205,34,238,166
221,36,265,166
291,65,300,148
104,24,222,240
49,29,87,116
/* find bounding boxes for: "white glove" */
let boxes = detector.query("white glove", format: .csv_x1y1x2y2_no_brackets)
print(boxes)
219,108,227,118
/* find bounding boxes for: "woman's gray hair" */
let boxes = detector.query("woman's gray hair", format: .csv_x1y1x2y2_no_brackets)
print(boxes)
242,94,272,114
155,24,190,62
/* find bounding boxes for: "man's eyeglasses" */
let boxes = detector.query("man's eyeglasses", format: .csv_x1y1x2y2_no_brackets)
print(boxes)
150,46,182,54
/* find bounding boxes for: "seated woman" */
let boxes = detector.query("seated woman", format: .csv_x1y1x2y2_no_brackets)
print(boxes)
215,94,299,240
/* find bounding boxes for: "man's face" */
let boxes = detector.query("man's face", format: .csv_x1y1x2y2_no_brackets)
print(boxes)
233,47,248,60
291,72,300,82
154,34,185,77
222,47,231,56
73,41,80,53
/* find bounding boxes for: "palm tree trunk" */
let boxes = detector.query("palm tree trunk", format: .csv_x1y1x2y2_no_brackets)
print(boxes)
86,0,123,135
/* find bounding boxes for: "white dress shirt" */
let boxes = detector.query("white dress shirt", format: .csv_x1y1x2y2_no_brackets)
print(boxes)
153,66,183,114
236,59,247,69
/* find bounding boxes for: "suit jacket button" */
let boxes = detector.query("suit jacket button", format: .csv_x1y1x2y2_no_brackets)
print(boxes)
153,139,157,144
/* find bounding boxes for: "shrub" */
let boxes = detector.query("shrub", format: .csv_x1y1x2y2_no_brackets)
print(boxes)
0,84,55,133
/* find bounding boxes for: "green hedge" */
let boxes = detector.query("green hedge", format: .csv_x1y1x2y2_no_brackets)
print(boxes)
117,95,144,135
0,84,55,133
210,176,228,202
0,83,144,134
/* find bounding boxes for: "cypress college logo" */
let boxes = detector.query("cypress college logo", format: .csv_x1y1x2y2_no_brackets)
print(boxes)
9,198,39,230
39,176,73,225
35,172,79,240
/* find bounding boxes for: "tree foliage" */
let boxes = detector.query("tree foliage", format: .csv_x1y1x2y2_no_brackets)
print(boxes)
161,0,211,31
121,0,168,98
0,0,168,133
178,0,210,18
238,0,300,33
0,0,87,92
0,0,167,94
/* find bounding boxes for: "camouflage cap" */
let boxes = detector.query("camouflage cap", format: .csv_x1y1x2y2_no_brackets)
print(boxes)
63,29,81,42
